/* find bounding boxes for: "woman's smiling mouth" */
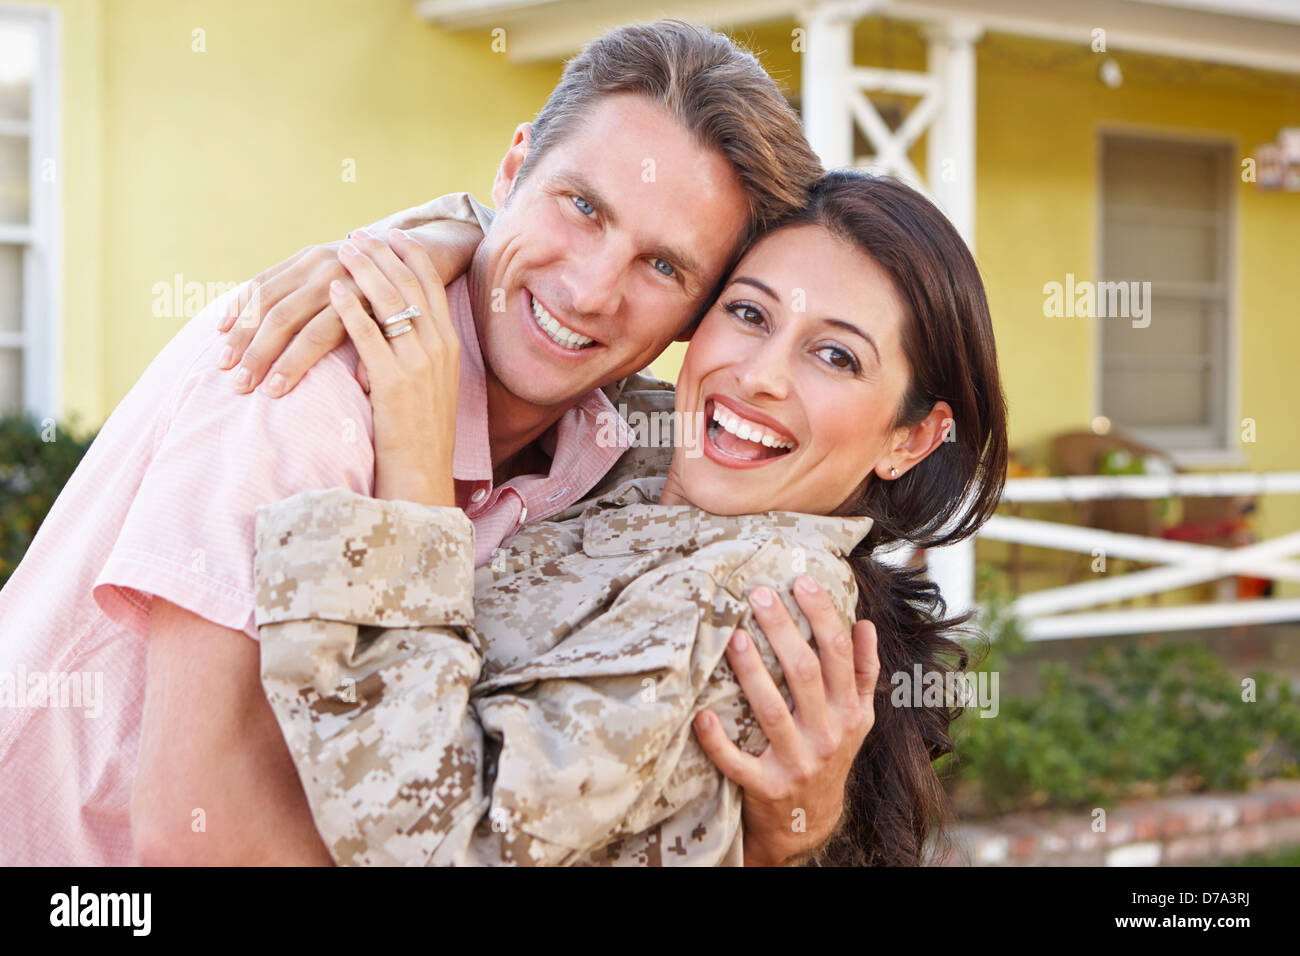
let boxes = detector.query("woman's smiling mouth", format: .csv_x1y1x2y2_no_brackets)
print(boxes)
703,397,797,467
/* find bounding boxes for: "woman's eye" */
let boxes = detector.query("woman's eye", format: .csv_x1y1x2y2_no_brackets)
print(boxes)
651,258,676,278
725,302,765,326
572,196,596,217
816,345,860,372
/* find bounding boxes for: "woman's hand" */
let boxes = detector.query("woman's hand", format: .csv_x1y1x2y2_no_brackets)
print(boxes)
217,219,482,397
692,577,881,866
329,229,460,507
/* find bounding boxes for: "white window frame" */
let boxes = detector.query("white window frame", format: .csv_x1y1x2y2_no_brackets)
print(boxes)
1092,125,1243,467
0,3,61,421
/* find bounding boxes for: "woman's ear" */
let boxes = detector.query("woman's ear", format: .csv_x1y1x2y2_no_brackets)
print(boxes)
877,401,955,480
491,122,533,208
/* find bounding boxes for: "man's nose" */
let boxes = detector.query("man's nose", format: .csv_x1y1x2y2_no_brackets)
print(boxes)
561,238,633,318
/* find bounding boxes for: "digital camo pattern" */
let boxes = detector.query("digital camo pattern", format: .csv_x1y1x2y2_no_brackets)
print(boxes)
255,478,874,866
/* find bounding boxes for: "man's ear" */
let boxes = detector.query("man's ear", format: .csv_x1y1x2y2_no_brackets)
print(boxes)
492,122,533,208
876,400,955,481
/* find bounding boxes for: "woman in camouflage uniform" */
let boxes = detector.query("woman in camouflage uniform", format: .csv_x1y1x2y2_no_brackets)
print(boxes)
254,172,1008,866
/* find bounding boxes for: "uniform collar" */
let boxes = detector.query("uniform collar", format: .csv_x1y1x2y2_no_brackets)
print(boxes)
578,477,876,558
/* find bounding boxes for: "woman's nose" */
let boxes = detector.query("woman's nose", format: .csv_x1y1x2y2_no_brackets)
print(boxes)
735,341,791,400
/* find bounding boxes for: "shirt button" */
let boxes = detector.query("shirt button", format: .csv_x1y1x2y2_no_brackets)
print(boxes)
470,488,487,503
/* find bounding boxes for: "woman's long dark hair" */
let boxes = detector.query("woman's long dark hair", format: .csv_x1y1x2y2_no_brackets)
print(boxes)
780,172,1008,865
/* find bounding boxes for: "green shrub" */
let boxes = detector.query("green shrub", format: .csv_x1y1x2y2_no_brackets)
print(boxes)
0,414,97,587
943,584,1300,816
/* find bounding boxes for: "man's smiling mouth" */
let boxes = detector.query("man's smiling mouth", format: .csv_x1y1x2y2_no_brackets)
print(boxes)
530,293,597,350
703,397,797,464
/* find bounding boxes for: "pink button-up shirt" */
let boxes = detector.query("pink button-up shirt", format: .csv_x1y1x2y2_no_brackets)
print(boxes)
0,260,634,864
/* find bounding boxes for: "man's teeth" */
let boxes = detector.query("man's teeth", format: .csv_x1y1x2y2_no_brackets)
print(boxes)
531,295,594,350
711,405,795,450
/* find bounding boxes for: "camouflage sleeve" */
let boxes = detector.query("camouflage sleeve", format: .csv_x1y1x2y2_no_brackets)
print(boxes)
254,493,750,865
466,538,855,866
254,487,488,865
467,562,754,865
255,493,855,866
472,538,855,866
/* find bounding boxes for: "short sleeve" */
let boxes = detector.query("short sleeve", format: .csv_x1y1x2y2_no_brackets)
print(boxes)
92,337,376,642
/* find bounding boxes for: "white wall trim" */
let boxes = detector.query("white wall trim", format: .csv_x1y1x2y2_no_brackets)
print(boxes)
1,3,61,422
418,0,1300,73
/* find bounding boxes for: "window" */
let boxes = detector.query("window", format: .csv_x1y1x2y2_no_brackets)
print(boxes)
1098,133,1233,455
0,6,58,419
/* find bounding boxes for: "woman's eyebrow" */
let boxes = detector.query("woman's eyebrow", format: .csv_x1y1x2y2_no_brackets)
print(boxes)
823,318,881,365
731,276,881,364
731,276,780,300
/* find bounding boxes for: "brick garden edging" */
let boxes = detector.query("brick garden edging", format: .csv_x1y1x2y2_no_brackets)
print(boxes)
942,780,1300,866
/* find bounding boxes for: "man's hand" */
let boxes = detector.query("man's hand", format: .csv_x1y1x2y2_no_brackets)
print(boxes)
692,576,880,866
215,219,482,398
131,599,335,866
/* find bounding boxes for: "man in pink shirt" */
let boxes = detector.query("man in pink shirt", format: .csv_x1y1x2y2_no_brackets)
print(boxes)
0,21,876,866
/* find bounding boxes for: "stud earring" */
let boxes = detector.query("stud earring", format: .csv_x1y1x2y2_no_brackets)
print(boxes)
890,467,899,477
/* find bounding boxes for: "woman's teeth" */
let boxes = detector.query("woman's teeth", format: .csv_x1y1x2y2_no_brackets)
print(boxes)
531,295,594,350
711,404,795,450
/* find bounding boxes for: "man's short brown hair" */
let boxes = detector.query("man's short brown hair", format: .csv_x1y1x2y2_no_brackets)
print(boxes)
518,19,823,243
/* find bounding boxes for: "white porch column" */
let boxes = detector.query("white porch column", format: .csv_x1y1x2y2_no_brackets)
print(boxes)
921,19,981,620
923,18,981,247
926,533,977,620
800,3,855,169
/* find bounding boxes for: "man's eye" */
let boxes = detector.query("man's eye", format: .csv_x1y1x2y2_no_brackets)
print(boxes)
652,258,676,278
572,196,596,217
816,345,860,372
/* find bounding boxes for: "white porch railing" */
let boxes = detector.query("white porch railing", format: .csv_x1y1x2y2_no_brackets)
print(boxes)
924,471,1300,641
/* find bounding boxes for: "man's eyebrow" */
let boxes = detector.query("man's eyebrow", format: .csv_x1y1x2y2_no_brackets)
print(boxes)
648,241,703,282
554,171,702,281
730,276,881,364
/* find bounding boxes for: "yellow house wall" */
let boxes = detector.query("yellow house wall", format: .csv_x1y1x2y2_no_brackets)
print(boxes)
20,0,560,422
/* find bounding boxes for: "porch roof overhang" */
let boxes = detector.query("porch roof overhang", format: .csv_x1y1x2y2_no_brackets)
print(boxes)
415,0,1300,73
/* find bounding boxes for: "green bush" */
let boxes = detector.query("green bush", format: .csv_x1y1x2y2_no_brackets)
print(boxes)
942,587,1300,816
0,414,97,588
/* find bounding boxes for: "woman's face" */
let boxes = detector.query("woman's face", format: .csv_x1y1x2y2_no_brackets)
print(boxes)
662,223,927,516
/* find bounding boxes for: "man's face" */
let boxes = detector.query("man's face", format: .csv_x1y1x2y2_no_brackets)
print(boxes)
468,93,751,410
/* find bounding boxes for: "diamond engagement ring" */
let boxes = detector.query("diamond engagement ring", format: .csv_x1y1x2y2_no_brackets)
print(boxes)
381,305,421,326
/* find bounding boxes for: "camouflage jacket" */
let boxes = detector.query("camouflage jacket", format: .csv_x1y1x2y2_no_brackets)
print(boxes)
254,476,873,866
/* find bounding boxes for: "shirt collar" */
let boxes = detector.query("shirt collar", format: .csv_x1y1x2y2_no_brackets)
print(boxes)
578,477,876,558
